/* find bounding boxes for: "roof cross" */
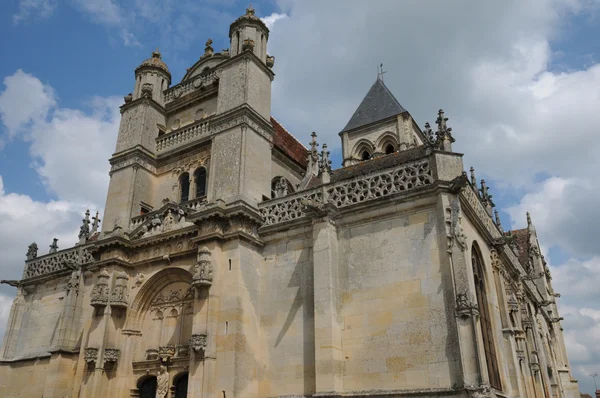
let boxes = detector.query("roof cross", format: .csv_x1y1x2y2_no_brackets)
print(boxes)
377,63,387,82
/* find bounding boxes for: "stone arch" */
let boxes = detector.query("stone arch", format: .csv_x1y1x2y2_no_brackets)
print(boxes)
351,139,375,161
127,267,193,330
375,132,399,154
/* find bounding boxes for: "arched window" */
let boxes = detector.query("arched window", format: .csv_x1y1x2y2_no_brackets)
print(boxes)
180,173,190,202
361,150,371,161
385,144,395,154
138,376,157,398
194,168,207,198
472,243,502,390
173,373,189,398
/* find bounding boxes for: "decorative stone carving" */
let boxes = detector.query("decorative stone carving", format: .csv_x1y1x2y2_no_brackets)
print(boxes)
516,349,525,361
84,347,99,363
141,83,153,98
26,242,38,260
272,176,291,198
455,293,479,319
261,190,323,226
132,207,194,239
467,384,497,398
479,180,494,216
78,209,91,244
190,334,207,355
146,348,158,361
49,238,59,254
327,159,433,208
319,143,332,182
124,93,133,103
176,345,189,358
104,348,120,363
242,38,255,51
204,38,214,56
434,109,455,151
91,211,101,234
158,345,175,362
266,55,275,68
134,273,145,287
157,365,170,397
446,202,467,252
24,246,94,279
66,270,80,294
110,271,130,308
192,248,213,288
460,184,503,240
91,268,110,308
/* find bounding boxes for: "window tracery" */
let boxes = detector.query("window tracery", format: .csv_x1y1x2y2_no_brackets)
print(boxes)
472,243,502,390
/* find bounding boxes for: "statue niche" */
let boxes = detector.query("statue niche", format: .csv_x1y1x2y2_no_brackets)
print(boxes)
140,281,194,362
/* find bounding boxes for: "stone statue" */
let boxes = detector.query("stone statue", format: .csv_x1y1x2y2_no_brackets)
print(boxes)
49,238,59,254
156,365,169,398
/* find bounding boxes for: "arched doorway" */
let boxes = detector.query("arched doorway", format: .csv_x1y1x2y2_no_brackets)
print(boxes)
139,376,157,398
174,372,189,398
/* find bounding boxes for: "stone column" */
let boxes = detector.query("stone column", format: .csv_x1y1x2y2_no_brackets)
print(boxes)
306,203,343,395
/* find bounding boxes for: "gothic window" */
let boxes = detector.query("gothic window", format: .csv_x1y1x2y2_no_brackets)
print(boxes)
194,168,207,198
180,173,190,202
173,373,189,398
472,243,502,390
361,150,371,161
138,376,157,398
385,144,395,154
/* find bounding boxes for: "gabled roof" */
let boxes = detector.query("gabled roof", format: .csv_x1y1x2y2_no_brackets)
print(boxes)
271,117,308,168
341,78,407,133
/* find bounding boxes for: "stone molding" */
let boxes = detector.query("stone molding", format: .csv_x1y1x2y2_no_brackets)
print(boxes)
163,70,219,103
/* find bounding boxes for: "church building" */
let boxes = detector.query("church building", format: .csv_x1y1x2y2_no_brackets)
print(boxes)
0,6,582,398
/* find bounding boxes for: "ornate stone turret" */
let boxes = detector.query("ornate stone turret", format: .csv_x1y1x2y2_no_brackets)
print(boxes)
434,109,455,151
133,49,171,105
110,271,129,309
229,4,270,62
192,248,213,288
90,269,110,308
319,143,332,184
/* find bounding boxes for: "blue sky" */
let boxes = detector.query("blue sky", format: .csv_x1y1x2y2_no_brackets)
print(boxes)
0,0,599,394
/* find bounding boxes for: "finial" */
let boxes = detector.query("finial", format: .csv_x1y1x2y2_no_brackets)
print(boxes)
434,109,455,151
479,179,494,216
49,238,59,254
246,4,255,15
91,211,101,234
204,39,214,56
469,167,476,186
527,212,533,229
494,209,504,233
309,132,319,155
319,143,332,183
152,47,161,58
78,209,91,243
423,122,434,146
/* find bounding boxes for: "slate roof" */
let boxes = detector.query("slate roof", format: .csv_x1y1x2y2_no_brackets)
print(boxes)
271,117,308,168
510,228,530,268
341,78,407,133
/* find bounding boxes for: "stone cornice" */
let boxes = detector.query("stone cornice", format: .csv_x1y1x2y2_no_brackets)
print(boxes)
209,104,274,143
120,96,166,116
109,146,157,175
218,49,275,81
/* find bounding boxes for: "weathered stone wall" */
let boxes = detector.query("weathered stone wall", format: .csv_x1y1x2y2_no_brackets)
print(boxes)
260,228,314,396
0,356,51,397
165,95,217,133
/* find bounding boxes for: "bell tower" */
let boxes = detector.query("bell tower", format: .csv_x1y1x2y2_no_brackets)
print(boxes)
210,5,275,204
102,51,170,231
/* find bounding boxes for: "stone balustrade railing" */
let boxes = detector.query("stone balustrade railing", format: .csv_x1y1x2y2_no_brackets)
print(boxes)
130,213,153,229
182,197,208,211
156,120,211,153
163,71,218,103
259,157,434,227
23,246,95,280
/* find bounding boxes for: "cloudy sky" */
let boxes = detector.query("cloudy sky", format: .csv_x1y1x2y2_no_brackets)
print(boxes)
0,0,599,393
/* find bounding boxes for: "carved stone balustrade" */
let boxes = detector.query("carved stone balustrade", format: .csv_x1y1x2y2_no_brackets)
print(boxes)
110,271,130,309
146,348,158,361
90,268,110,308
155,119,211,153
84,347,99,364
192,249,213,288
23,246,94,280
163,71,218,103
104,348,120,363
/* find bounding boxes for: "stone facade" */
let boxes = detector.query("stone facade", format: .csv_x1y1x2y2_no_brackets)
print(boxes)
0,5,581,398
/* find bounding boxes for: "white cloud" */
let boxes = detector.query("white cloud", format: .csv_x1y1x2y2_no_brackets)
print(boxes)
262,13,287,30
0,70,120,205
13,0,57,25
0,70,56,138
71,0,123,25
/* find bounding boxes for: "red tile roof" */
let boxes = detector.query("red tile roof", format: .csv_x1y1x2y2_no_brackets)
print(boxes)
271,117,308,168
